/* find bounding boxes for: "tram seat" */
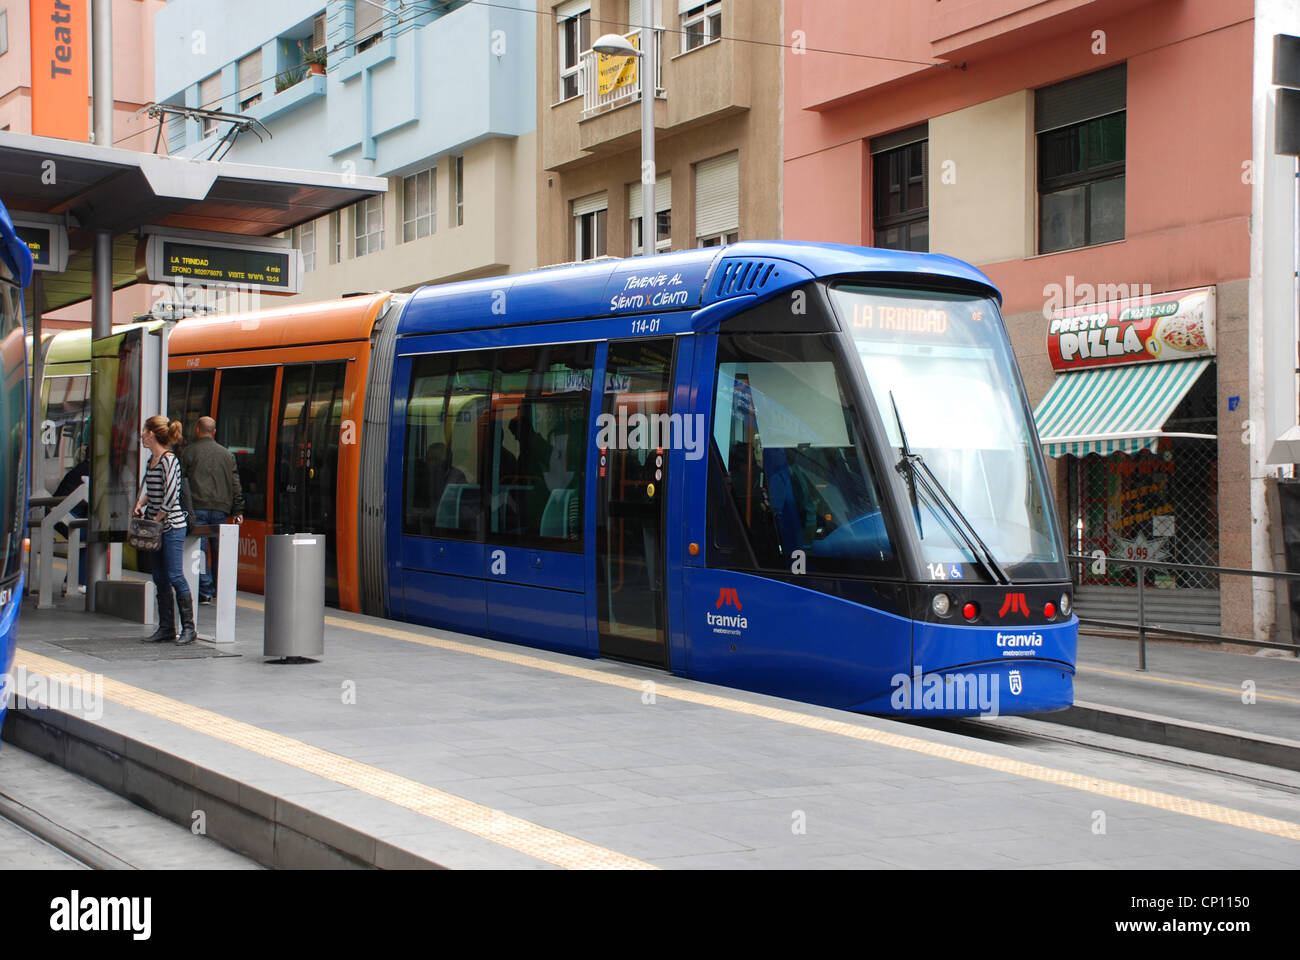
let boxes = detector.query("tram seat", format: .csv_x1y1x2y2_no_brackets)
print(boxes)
436,483,480,531
540,487,578,540
763,448,804,554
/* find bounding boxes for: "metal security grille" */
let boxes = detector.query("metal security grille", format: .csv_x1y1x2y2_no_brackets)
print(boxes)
1069,362,1218,587
1069,438,1219,588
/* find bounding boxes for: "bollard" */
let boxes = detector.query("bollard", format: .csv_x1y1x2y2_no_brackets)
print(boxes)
1136,571,1147,671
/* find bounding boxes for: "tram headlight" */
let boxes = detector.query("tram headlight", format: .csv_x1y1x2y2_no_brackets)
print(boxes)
1059,592,1071,616
931,593,951,617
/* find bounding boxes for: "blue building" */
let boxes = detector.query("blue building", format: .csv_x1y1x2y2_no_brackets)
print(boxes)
154,0,539,298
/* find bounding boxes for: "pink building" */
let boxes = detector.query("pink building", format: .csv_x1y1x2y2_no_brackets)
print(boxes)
785,0,1293,639
0,0,167,327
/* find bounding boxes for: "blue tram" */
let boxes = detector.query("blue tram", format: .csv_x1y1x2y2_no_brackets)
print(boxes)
369,242,1076,716
0,196,34,734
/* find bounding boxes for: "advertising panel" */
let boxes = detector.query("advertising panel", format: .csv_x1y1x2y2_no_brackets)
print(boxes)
1047,287,1216,372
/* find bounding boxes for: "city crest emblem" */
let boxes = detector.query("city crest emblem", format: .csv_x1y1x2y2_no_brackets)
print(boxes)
1008,669,1023,695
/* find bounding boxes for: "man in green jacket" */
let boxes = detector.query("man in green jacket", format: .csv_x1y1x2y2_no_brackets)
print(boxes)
180,416,244,604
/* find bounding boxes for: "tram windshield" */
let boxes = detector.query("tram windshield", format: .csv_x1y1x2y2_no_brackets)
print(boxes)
0,264,25,583
829,284,1062,578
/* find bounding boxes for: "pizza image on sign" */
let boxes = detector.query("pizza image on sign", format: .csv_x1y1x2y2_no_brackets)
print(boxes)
1154,302,1209,354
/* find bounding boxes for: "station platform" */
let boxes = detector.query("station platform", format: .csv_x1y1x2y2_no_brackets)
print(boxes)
4,597,1299,869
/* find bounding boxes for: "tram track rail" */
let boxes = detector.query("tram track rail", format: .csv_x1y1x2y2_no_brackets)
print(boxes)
918,715,1300,795
0,789,135,870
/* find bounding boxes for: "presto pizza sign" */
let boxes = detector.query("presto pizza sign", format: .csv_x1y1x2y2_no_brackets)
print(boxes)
1046,287,1216,372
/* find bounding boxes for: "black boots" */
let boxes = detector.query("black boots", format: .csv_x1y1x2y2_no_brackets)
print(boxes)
176,592,197,646
143,584,176,643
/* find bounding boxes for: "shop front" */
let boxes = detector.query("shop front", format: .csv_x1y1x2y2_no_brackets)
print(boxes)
1034,287,1220,632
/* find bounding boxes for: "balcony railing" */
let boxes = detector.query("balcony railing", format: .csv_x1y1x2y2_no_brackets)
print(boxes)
579,28,664,120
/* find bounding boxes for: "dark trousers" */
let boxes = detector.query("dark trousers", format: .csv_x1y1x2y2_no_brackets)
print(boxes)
193,509,228,597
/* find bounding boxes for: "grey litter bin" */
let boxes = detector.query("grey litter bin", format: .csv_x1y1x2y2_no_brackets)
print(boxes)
264,534,325,659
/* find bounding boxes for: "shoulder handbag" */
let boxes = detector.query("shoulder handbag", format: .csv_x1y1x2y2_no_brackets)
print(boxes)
128,511,164,552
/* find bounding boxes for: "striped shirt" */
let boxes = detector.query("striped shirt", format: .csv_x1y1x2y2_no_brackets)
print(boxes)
144,451,187,530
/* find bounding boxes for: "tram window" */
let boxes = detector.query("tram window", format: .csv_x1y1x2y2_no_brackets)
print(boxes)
708,333,898,578
403,352,491,540
487,344,593,550
0,282,23,580
215,367,276,520
168,370,214,442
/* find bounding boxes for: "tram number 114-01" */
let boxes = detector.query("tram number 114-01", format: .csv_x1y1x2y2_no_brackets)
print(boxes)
630,317,661,335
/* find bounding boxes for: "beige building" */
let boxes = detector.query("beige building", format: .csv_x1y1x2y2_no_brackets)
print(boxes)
282,134,538,304
537,0,782,266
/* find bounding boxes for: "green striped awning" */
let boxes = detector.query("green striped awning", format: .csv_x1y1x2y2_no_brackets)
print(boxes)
1033,359,1213,457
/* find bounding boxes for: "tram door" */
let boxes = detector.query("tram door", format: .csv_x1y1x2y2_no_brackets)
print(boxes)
596,339,675,666
274,361,347,606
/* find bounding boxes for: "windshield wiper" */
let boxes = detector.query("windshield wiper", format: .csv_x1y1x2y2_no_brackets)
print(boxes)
889,392,1011,586
889,393,923,537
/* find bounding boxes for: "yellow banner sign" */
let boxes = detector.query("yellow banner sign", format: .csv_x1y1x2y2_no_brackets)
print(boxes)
597,34,639,96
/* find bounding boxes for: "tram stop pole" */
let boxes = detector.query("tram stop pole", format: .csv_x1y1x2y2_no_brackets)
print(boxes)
84,229,112,613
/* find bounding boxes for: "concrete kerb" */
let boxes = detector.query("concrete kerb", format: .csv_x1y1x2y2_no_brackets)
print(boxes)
0,704,445,870
1036,700,1300,773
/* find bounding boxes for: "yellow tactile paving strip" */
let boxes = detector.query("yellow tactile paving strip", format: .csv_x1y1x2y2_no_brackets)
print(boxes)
11,648,653,870
269,602,1300,845
1077,664,1300,706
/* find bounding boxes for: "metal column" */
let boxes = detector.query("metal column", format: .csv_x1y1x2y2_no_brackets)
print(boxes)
91,0,114,148
85,229,112,611
640,3,655,256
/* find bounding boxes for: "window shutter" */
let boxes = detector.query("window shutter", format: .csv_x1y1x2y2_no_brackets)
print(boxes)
355,0,383,43
199,72,223,110
628,173,671,218
1036,64,1126,133
556,0,589,21
629,0,641,28
695,152,738,238
572,192,608,217
870,122,927,155
312,13,326,50
677,0,700,14
237,50,262,94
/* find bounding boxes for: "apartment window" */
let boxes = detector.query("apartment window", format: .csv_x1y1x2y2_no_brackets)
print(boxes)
238,49,263,112
871,124,928,252
355,0,387,53
354,195,385,256
329,210,341,264
629,173,672,254
312,12,327,51
454,155,464,226
682,1,721,53
0,11,8,58
695,152,739,247
557,1,591,101
198,72,223,137
1037,64,1126,254
573,193,608,261
292,220,317,273
403,167,437,242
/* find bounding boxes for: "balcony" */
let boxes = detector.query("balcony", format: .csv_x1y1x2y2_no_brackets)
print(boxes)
578,30,664,120
545,26,752,172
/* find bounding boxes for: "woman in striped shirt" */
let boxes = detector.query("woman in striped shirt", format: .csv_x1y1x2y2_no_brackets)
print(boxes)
135,415,195,644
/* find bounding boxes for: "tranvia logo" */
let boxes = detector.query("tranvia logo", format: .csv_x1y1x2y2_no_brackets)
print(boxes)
1009,669,1023,695
995,631,1043,657
997,592,1031,618
707,587,747,635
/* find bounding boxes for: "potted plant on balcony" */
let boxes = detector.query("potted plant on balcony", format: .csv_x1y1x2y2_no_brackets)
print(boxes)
276,65,308,93
298,40,327,75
